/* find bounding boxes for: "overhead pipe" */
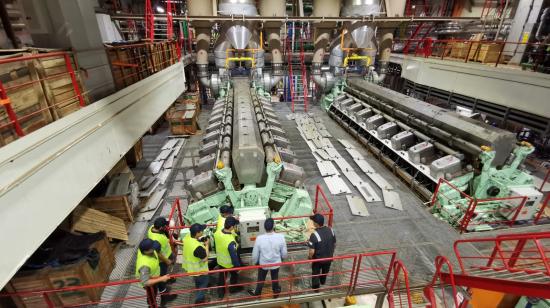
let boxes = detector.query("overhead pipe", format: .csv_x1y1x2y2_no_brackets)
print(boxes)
376,29,393,84
311,0,341,92
189,0,214,87
260,0,285,89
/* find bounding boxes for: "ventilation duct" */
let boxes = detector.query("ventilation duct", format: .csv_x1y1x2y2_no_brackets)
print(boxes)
218,0,258,16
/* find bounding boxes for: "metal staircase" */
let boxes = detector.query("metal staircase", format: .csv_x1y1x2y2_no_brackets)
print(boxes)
144,0,175,41
424,231,550,307
285,24,310,112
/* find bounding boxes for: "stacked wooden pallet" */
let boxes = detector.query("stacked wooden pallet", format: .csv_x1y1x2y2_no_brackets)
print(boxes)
90,196,133,223
0,49,88,147
72,206,129,241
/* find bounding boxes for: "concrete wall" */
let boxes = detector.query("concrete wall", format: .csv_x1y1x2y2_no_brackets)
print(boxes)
21,0,115,101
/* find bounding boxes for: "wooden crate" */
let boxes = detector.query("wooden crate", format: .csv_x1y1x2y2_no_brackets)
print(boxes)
449,42,471,59
469,43,501,63
0,53,54,146
5,237,114,308
125,138,143,167
0,50,87,148
90,195,133,223
168,109,197,135
71,206,129,241
37,55,88,118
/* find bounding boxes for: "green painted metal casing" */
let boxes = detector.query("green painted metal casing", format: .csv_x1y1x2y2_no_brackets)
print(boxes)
432,144,538,231
183,86,313,245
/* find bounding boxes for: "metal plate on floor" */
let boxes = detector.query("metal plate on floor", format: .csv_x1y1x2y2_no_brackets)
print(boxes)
148,161,164,175
314,149,332,161
346,148,365,160
355,160,376,174
162,139,179,150
325,147,340,158
357,183,382,202
346,195,369,217
317,161,340,176
367,172,393,190
382,189,403,211
323,175,351,195
342,170,363,186
334,158,354,173
338,139,355,149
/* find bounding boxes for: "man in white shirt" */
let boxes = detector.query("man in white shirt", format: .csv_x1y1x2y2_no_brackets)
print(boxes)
248,218,287,297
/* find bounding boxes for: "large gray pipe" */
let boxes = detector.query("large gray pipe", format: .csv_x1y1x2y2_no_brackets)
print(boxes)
260,0,285,89
190,0,213,87
377,29,393,83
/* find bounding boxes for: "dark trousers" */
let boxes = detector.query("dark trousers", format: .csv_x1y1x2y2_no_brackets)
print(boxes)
158,262,168,293
145,285,158,308
253,268,281,295
193,275,209,303
311,261,332,289
217,270,239,297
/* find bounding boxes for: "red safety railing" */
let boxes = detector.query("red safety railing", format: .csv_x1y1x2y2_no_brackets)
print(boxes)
454,231,550,276
424,256,461,308
286,33,295,112
144,0,154,41
299,35,308,113
393,38,550,71
431,178,545,233
314,183,335,228
0,251,407,308
387,260,413,308
0,51,87,141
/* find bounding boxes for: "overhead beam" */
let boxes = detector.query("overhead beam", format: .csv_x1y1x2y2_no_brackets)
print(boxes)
0,62,186,289
110,14,482,23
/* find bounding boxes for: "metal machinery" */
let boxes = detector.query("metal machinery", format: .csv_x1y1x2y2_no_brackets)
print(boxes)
327,78,543,231
185,78,312,248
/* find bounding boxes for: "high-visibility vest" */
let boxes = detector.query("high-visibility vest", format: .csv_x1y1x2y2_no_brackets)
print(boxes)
214,230,236,269
216,214,225,231
147,226,172,259
216,214,238,240
182,235,208,274
135,249,160,286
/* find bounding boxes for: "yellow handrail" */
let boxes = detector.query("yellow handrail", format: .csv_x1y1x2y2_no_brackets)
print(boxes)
225,56,255,68
343,54,372,67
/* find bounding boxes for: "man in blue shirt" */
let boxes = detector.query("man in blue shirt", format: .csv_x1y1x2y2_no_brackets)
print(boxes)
248,218,288,297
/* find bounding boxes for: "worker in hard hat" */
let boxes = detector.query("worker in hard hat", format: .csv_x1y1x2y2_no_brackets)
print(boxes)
214,216,243,298
147,217,182,289
135,238,176,307
182,223,210,304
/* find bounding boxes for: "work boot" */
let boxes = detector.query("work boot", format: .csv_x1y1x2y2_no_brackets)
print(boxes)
247,289,258,297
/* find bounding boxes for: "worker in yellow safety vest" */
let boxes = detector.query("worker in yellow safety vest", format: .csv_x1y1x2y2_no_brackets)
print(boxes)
216,205,236,236
182,223,210,304
135,239,176,307
214,216,243,298
217,205,247,265
147,217,182,291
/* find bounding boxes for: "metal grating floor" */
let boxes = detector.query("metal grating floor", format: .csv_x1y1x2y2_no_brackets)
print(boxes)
102,99,532,306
